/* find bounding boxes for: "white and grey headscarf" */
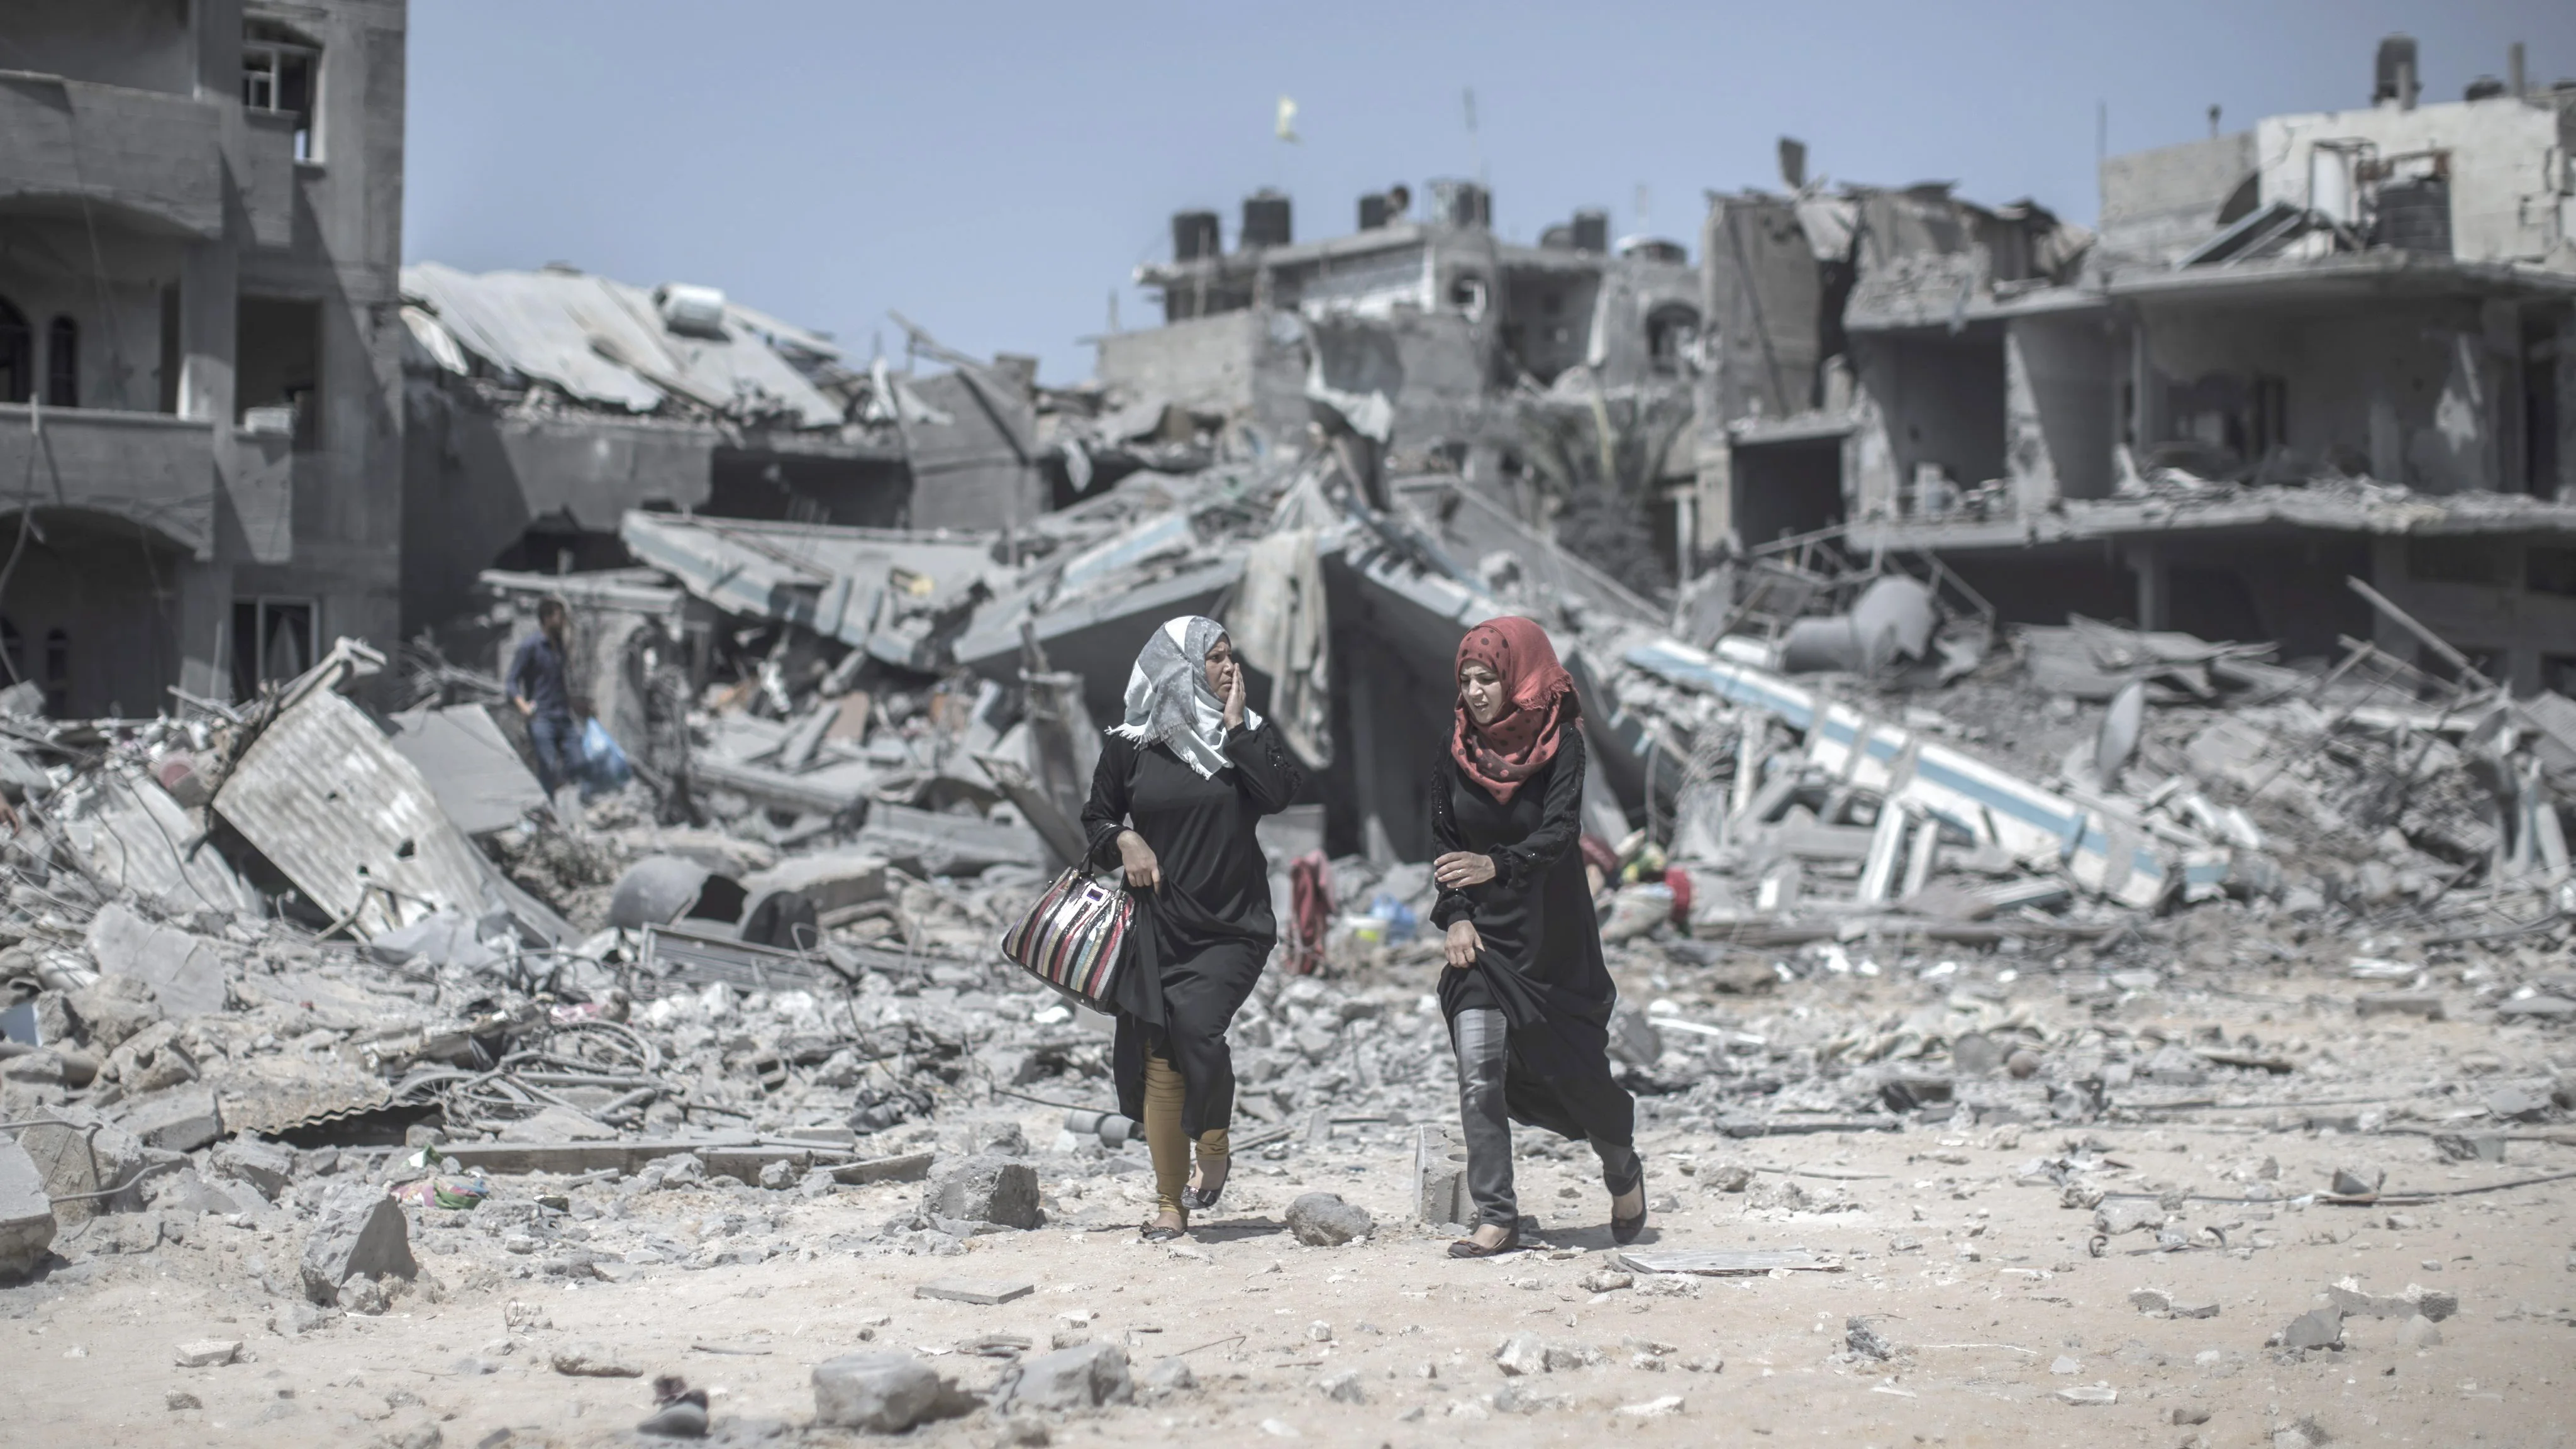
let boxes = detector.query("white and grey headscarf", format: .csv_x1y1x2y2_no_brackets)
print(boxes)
1110,616,1263,779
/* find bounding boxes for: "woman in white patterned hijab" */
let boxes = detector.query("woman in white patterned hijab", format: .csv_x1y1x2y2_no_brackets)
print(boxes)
1108,616,1262,778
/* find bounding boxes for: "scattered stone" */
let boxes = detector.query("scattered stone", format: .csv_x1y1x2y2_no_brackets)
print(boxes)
638,1399,709,1438
2396,1314,2442,1348
2329,1167,2383,1197
1578,1269,1634,1294
1317,1369,1366,1404
1494,1333,1548,1377
2052,1384,2116,1406
2130,1288,2174,1314
173,1338,242,1367
2280,1308,2343,1351
1616,1394,1685,1418
1282,1192,1373,1246
2048,1355,2081,1375
551,1343,643,1377
812,1352,942,1433
0,1139,56,1280
2172,1301,2221,1319
165,1392,201,1411
2327,1278,2458,1322
915,1277,1033,1306
1306,1321,1332,1342
1142,1357,1197,1392
341,1275,396,1316
923,1156,1040,1230
2433,1133,2506,1164
2007,1049,2042,1079
1704,1163,1755,1193
1951,1031,2007,1077
1845,1318,1895,1360
299,1189,417,1305
1541,1341,1599,1371
996,1341,1131,1413
2172,1406,2212,1425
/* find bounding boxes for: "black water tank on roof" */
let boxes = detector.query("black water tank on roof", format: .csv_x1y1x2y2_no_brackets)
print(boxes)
1172,210,1220,262
1241,189,1292,249
1358,192,1389,230
1571,209,1610,253
2375,177,2451,255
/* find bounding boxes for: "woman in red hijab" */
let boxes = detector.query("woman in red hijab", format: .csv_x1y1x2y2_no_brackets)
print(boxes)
1428,616,1643,1257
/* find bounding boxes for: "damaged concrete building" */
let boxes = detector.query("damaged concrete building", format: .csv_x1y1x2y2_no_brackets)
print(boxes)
1696,38,2576,692
1101,181,1705,569
0,0,408,716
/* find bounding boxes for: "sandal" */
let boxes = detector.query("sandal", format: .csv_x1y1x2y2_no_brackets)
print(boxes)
1140,1212,1187,1243
1606,1152,1648,1245
1446,1224,1521,1258
1185,1157,1230,1211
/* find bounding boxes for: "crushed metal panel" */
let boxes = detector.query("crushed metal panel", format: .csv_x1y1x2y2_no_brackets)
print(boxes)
389,704,546,836
619,511,997,648
204,1054,393,1137
213,689,496,938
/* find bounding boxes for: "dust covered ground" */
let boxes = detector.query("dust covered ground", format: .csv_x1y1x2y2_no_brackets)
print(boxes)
11,952,2575,1449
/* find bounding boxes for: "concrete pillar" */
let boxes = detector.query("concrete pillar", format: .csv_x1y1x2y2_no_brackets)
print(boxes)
2559,304,2576,503
2484,300,2523,492
1695,436,1736,553
2124,543,2168,631
176,241,235,428
174,559,232,702
2129,315,2163,451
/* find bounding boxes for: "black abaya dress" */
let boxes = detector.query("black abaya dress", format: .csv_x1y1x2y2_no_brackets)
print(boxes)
1428,727,1635,1146
1080,720,1303,1138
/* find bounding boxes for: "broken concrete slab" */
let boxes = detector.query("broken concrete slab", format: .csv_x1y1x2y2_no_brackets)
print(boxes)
172,1338,242,1367
84,905,230,1019
854,804,1046,879
996,1341,1132,1413
740,849,890,918
551,1343,644,1377
116,1087,223,1153
923,1155,1040,1230
2280,1307,2343,1350
0,1138,56,1280
2327,1278,2457,1322
299,1188,418,1304
915,1277,1034,1306
1612,1248,1839,1275
14,1114,155,1224
812,1352,943,1433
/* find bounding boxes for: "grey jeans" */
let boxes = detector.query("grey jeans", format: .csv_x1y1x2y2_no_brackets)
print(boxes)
1448,1007,1640,1230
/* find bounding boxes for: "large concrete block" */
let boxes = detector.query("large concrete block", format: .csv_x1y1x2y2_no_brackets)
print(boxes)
300,1188,417,1304
1284,1192,1374,1246
211,1137,294,1200
923,1155,1040,1230
997,1341,1131,1413
116,1087,222,1153
13,1114,152,1223
84,904,231,1018
811,1352,941,1433
0,1138,57,1280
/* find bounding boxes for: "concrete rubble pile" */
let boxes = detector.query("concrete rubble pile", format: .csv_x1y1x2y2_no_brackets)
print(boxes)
4,431,2575,1445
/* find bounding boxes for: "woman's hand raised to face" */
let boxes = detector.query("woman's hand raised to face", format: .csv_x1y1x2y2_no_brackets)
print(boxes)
1443,919,1483,970
1116,829,1162,889
1433,851,1497,889
1221,656,1246,731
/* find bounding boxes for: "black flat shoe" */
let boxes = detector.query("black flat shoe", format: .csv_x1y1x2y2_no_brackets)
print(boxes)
1447,1226,1521,1258
1185,1158,1230,1211
1140,1218,1187,1242
1607,1153,1648,1245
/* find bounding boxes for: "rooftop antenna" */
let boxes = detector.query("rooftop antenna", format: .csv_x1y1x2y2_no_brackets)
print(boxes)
1463,87,1485,187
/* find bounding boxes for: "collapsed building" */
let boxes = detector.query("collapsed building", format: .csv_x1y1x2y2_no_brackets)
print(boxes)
1692,36,2576,694
0,0,408,718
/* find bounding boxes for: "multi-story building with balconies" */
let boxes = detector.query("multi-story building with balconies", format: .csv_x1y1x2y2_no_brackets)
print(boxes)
0,0,404,715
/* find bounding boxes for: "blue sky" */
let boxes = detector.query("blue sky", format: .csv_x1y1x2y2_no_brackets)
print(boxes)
404,1,2573,383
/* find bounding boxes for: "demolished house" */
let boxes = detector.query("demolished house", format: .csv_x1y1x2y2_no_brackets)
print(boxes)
8,24,2576,1440
1692,37,2576,697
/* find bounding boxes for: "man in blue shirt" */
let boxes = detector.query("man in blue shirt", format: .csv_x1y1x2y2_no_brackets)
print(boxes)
509,599,579,796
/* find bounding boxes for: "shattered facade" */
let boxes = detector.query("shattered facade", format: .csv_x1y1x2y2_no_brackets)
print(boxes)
0,0,408,716
1697,40,2576,694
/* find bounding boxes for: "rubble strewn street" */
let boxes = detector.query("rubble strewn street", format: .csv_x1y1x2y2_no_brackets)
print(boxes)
8,5,2576,1444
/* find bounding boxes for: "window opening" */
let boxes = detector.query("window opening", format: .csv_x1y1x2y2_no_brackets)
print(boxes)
242,21,321,161
45,318,76,408
230,597,316,701
0,297,28,405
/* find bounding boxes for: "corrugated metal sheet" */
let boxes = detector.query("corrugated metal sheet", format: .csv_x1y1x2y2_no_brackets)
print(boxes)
62,772,260,919
619,511,999,648
213,689,497,938
401,262,845,427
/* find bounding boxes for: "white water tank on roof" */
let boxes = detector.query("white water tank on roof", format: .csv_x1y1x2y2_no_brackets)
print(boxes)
657,283,728,337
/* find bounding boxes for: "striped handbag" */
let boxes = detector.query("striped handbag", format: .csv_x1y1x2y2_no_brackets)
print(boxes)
997,867,1133,1010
